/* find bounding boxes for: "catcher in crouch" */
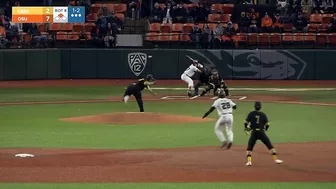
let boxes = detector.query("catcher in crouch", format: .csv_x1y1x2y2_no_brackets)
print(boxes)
199,69,230,97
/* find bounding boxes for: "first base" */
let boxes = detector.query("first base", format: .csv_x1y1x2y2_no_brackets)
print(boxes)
15,153,35,158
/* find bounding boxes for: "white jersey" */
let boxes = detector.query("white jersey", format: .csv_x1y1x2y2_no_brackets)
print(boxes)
212,98,236,116
183,64,199,77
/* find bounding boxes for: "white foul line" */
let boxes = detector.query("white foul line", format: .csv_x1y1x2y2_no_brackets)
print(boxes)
190,96,199,99
152,87,336,91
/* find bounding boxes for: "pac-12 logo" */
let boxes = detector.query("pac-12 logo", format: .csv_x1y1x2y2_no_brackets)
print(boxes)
128,52,147,76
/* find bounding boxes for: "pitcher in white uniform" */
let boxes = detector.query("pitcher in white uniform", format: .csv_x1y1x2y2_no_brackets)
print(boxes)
181,59,203,97
202,89,237,149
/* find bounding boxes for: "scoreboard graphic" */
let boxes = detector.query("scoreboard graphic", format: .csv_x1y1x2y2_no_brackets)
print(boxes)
12,6,85,23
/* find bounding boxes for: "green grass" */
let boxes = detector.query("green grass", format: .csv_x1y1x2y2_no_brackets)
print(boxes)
1,101,335,149
1,183,335,189
0,85,335,102
0,85,335,187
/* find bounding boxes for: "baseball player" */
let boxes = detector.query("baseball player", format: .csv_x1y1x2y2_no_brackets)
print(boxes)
123,74,156,112
193,67,211,96
181,57,203,97
244,101,283,166
202,89,237,149
199,69,230,97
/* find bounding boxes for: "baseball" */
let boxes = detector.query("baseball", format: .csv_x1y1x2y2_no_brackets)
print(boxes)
148,55,152,58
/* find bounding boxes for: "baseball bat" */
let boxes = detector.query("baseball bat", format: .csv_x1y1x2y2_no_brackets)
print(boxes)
185,55,195,62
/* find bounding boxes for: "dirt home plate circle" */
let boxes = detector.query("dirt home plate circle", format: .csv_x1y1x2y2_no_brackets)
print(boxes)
15,153,35,158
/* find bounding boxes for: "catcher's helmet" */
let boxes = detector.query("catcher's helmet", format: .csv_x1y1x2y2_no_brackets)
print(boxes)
254,101,262,111
145,74,155,82
211,69,219,75
211,69,219,79
217,88,226,98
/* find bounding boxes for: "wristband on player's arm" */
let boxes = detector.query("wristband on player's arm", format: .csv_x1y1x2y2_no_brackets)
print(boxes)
244,121,249,129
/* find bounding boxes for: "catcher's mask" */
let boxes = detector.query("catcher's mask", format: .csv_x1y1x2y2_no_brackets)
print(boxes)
211,69,219,79
254,101,262,111
217,89,226,98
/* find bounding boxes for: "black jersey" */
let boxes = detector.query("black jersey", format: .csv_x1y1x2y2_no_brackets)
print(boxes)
245,111,269,131
135,78,149,91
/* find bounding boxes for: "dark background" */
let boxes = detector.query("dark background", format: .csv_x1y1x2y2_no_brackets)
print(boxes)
0,49,335,81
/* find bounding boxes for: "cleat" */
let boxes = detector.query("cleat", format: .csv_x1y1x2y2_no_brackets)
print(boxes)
275,159,283,164
227,142,232,149
187,93,192,97
246,161,252,166
220,141,228,148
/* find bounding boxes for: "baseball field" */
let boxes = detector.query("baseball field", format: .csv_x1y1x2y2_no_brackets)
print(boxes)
0,79,336,189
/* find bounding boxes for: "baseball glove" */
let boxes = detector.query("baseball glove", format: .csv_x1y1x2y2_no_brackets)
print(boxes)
244,126,252,135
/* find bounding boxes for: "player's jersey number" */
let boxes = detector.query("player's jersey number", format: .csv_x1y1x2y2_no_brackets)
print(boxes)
221,102,230,109
255,115,260,124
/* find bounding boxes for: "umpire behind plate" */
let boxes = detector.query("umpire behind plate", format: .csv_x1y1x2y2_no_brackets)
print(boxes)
244,101,283,166
123,74,156,112
193,67,212,96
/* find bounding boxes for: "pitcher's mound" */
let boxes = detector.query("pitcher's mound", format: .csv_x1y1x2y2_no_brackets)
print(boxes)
61,112,213,125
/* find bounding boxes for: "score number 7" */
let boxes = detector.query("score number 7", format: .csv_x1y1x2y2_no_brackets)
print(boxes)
45,8,51,22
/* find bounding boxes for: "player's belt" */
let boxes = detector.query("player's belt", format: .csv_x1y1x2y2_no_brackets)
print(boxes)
253,128,264,131
221,113,232,115
183,73,192,77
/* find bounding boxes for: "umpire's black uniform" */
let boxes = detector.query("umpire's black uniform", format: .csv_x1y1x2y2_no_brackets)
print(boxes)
194,67,211,96
244,101,283,166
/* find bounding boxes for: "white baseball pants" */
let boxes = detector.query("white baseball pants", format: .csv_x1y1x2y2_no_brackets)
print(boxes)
181,74,194,88
214,114,234,143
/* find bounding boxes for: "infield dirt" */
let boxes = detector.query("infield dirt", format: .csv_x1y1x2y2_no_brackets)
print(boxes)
60,112,214,125
0,142,335,182
0,79,335,183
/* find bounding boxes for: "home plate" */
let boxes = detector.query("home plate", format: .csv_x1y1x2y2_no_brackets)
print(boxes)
239,96,247,100
15,153,35,158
